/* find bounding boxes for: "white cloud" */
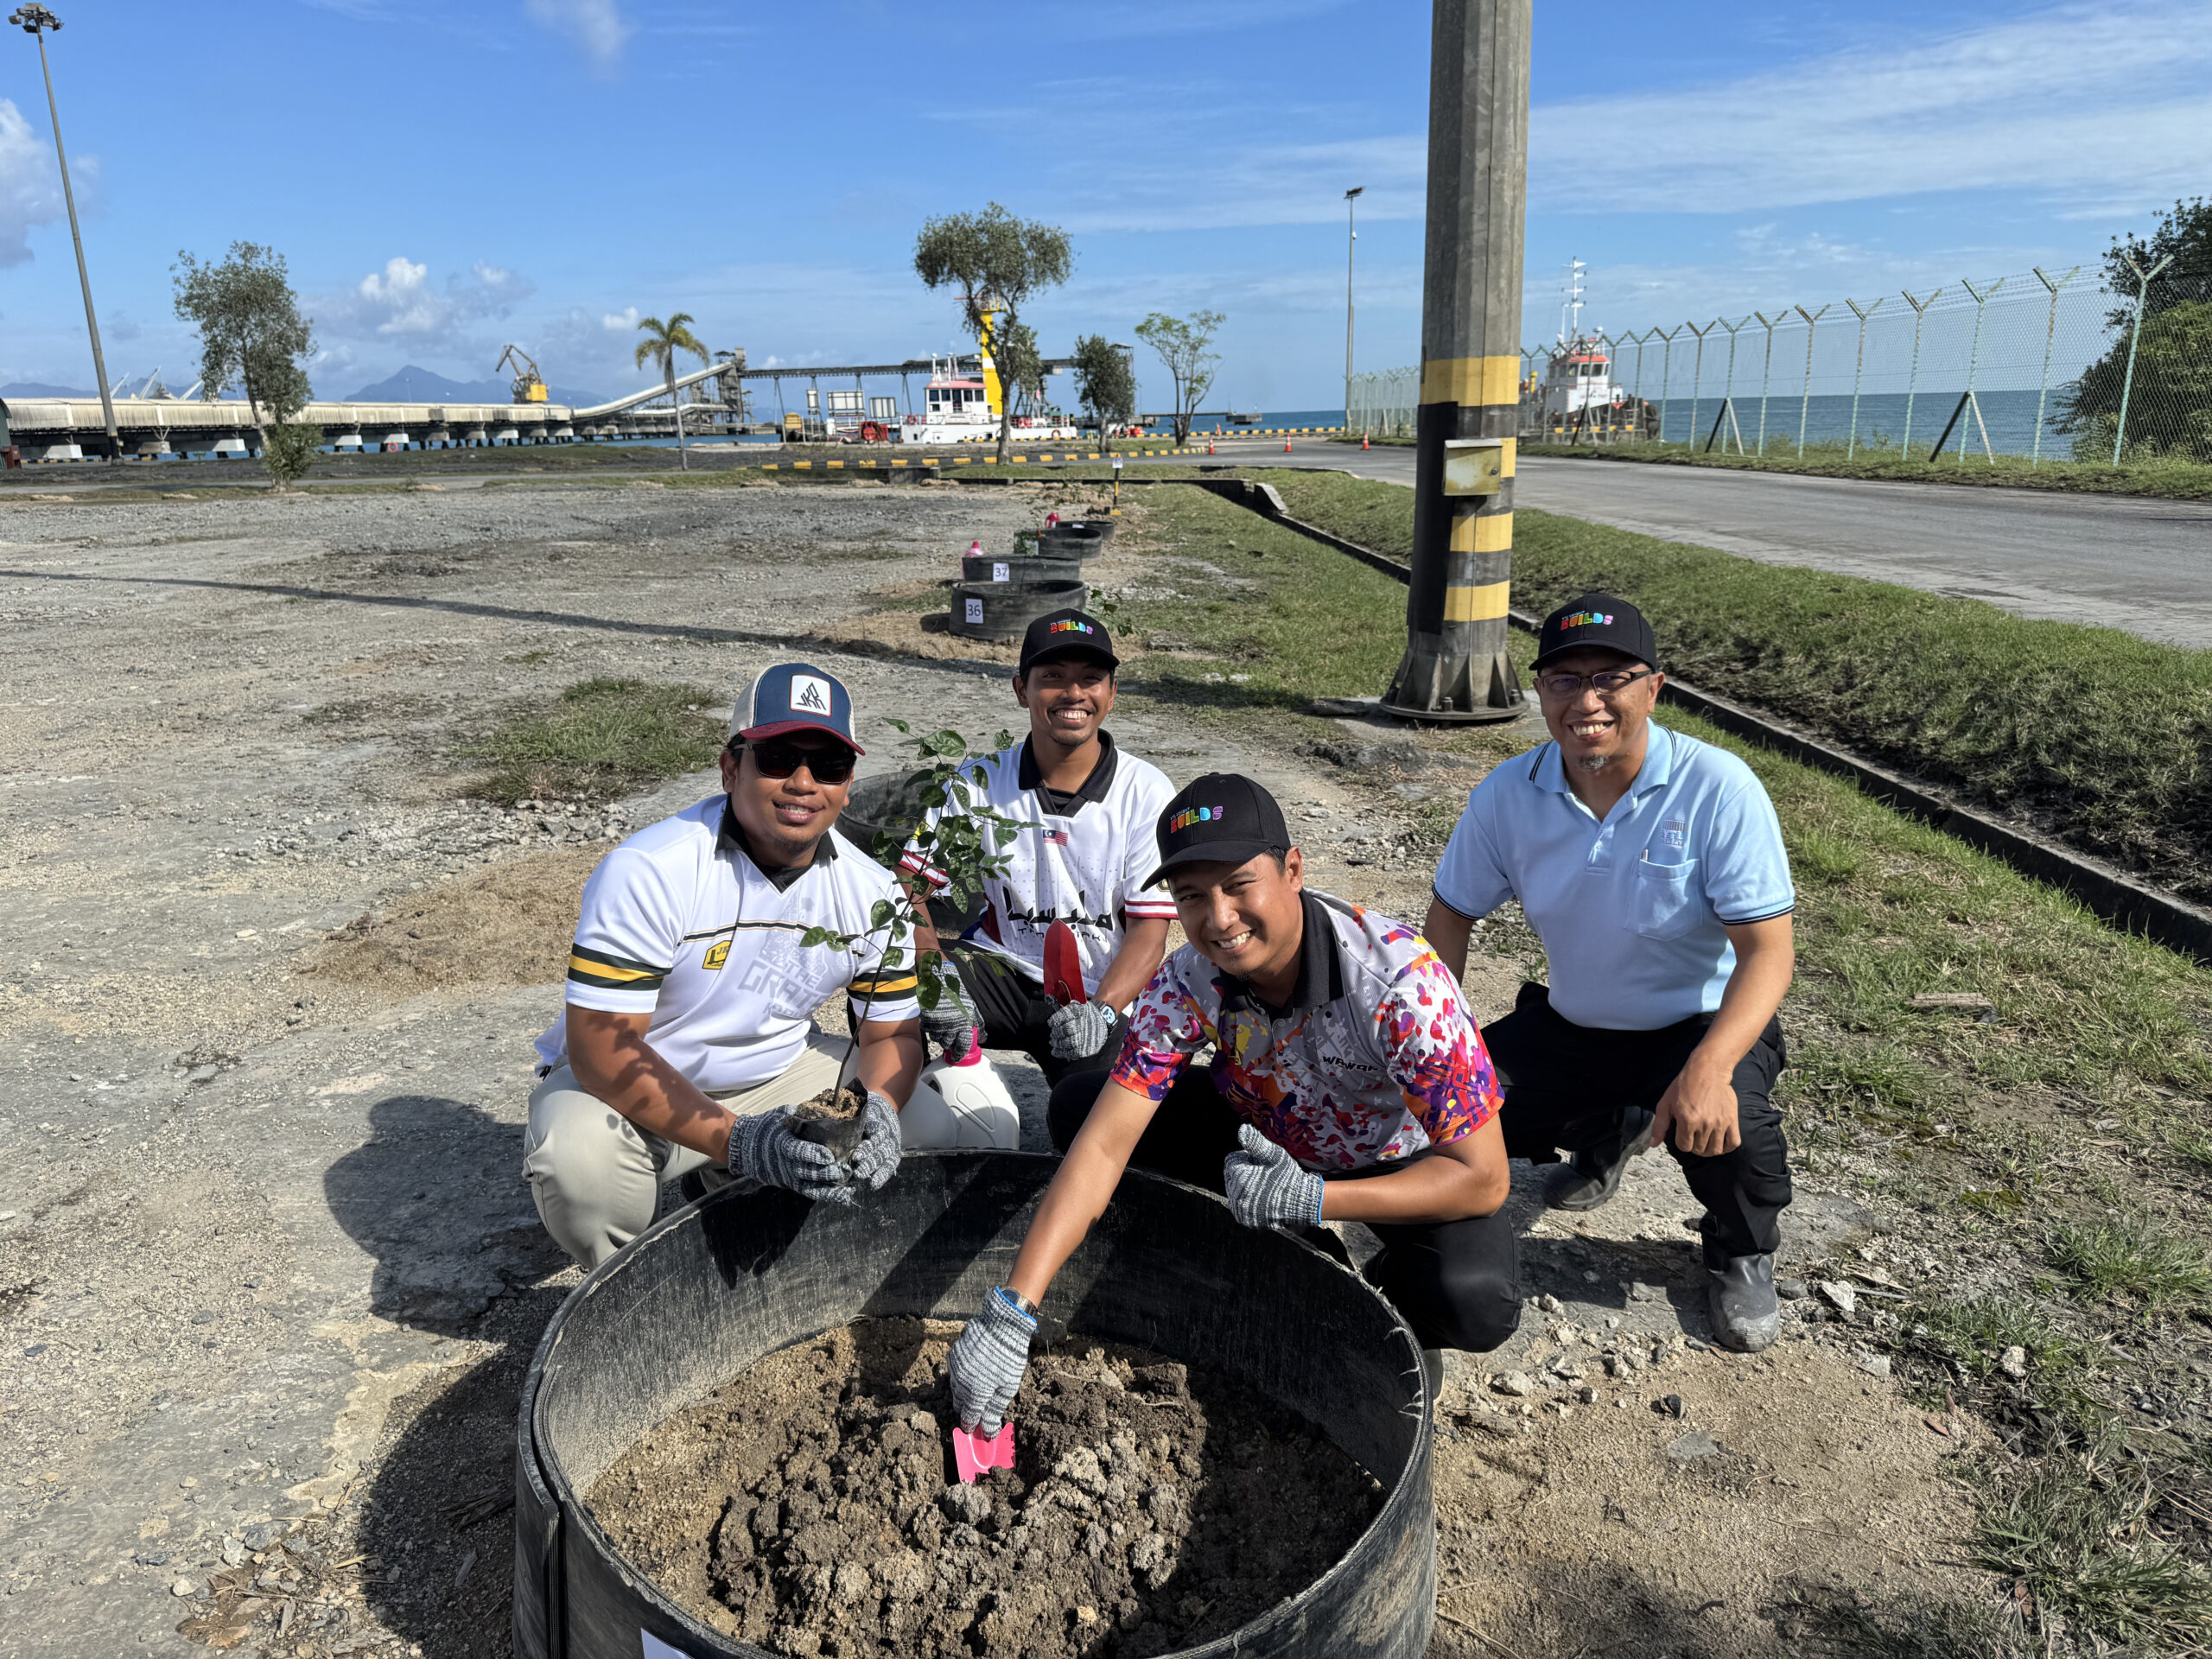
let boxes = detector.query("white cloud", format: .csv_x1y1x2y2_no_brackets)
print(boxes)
315,256,537,354
601,305,639,332
1530,0,2212,214
0,99,65,269
524,0,630,72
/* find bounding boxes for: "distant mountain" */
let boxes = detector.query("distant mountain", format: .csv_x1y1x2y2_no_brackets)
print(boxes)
341,365,608,408
0,380,98,398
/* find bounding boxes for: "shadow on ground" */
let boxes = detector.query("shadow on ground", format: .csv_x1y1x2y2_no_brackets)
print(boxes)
324,1093,566,1338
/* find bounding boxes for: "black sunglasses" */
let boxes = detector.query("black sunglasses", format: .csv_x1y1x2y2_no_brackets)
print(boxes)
738,736,856,784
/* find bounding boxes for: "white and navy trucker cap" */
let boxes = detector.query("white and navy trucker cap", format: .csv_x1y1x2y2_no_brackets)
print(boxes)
728,661,863,753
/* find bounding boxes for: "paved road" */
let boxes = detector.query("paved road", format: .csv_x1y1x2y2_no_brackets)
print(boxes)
1179,440,2212,650
14,437,2207,648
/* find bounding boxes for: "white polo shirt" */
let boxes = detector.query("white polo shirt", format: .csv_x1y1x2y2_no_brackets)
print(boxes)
1433,722,1794,1031
899,732,1177,993
534,795,921,1091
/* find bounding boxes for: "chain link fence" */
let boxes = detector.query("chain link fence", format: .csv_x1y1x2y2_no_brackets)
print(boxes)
1349,260,2212,465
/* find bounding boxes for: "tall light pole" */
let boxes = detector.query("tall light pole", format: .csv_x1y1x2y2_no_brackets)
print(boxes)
1344,186,1364,431
12,4,118,462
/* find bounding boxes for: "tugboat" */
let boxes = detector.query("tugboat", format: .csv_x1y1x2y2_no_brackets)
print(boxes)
898,312,1079,445
1522,260,1652,442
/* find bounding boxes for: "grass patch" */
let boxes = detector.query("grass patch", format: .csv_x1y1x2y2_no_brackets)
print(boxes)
460,677,725,806
2049,1216,2212,1309
1263,467,2212,903
1517,437,2212,502
1974,1461,2212,1649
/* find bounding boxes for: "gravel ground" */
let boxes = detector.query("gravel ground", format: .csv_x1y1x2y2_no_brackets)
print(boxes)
0,479,1985,1659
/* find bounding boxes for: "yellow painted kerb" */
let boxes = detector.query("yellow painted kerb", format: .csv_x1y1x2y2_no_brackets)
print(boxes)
1420,355,1521,407
1443,581,1512,622
1448,512,1514,553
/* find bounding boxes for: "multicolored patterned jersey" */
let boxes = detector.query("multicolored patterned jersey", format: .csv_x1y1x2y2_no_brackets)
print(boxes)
1109,890,1499,1171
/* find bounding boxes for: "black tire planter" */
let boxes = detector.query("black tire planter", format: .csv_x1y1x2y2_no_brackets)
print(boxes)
960,552,1084,586
1039,522,1109,563
513,1154,1436,1659
949,575,1088,641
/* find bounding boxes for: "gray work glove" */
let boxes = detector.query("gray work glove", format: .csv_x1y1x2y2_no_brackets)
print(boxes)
1223,1124,1325,1229
1047,997,1119,1061
846,1091,903,1192
920,976,977,1064
728,1107,855,1205
948,1287,1037,1435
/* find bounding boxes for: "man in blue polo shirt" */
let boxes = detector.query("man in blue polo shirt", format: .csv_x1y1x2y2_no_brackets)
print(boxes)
1423,593,1796,1352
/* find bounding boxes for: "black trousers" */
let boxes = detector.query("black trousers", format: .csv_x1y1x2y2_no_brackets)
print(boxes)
1480,981,1791,1270
944,943,1116,1088
1046,1069,1522,1354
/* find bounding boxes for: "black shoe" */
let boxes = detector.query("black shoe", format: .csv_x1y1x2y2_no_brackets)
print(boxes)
1545,1108,1656,1212
1707,1252,1780,1352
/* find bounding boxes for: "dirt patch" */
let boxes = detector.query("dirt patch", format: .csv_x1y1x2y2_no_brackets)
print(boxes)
304,847,601,996
586,1318,1382,1658
1432,1339,1996,1656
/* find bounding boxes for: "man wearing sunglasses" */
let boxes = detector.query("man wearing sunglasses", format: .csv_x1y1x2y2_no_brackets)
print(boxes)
1421,594,1797,1353
898,608,1177,1089
523,662,925,1268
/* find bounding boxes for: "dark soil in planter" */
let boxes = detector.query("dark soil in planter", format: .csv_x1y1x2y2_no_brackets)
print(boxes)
586,1318,1382,1658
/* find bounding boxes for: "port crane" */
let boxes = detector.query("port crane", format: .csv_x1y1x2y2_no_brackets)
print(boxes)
496,345,549,404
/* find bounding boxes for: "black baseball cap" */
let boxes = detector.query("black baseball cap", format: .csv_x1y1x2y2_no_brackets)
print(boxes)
1532,592,1660,671
1143,772,1292,890
1018,607,1120,674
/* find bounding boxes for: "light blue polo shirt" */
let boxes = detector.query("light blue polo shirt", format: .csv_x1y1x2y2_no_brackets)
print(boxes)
1432,723,1794,1031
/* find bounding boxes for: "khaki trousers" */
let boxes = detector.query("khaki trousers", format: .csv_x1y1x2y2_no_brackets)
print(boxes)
522,1033,846,1269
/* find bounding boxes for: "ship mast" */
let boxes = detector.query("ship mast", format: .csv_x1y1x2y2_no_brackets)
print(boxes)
1558,257,1586,346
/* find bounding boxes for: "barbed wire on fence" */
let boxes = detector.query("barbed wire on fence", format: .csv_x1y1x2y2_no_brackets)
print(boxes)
1348,259,2212,466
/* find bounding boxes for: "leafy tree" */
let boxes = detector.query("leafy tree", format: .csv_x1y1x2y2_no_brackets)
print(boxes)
1135,309,1223,444
172,242,317,487
913,203,1072,462
2058,200,2212,461
2096,196,2212,328
634,312,709,471
1071,334,1135,446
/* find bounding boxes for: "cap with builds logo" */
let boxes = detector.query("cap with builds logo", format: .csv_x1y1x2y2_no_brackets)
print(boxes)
1017,607,1120,674
1531,591,1659,671
729,661,863,753
1142,772,1292,889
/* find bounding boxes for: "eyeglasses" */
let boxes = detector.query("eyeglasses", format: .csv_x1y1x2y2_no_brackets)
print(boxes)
1535,667,1656,699
741,738,856,784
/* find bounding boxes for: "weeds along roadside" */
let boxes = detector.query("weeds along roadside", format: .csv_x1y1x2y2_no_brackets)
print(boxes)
1098,480,2212,1652
1262,470,2212,909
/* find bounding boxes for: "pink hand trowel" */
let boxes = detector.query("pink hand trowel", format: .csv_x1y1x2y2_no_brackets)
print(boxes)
952,1422,1016,1484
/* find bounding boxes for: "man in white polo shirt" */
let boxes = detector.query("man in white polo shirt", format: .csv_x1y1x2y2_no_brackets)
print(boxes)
1423,594,1797,1353
899,607,1177,1085
522,662,925,1268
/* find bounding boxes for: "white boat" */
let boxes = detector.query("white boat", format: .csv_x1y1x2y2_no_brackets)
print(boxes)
895,315,1080,445
1523,259,1646,441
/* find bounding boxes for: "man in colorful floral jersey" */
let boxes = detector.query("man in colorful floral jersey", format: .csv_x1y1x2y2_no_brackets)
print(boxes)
945,773,1517,1435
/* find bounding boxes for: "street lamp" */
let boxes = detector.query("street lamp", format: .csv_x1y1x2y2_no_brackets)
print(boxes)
11,4,118,463
1344,186,1364,433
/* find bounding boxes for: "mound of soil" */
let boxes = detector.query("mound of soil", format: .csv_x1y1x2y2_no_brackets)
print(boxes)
586,1318,1382,1658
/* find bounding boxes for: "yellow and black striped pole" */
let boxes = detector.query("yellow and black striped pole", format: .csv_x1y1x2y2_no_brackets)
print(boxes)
1382,0,1529,723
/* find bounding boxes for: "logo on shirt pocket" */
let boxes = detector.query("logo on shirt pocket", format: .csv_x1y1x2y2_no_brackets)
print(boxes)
702,939,730,971
1632,858,1703,941
1659,819,1689,850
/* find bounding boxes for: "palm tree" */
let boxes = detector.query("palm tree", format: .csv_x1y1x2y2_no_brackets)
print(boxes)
633,312,709,471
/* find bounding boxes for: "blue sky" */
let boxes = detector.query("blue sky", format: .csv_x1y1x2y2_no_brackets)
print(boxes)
3,0,2208,409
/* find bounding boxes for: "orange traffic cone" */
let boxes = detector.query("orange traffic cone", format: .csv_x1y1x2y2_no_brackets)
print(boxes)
1207,440,1216,455
1361,435,1370,451
1283,438,1293,453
